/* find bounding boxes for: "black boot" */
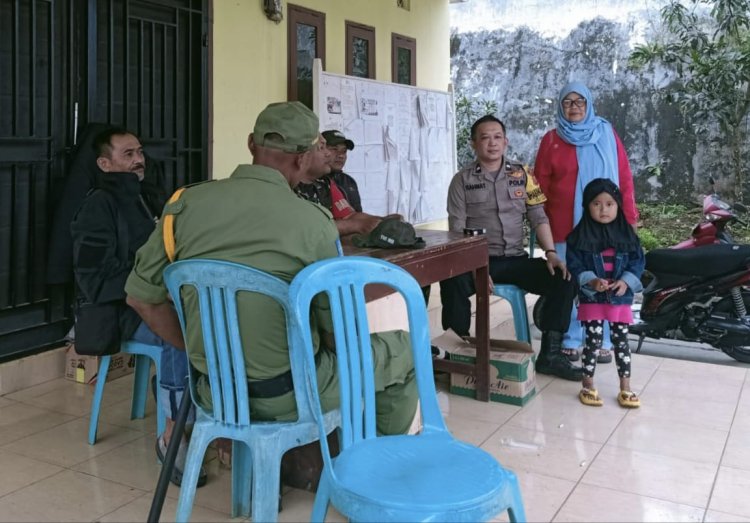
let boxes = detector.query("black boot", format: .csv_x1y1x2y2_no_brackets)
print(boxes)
536,331,583,381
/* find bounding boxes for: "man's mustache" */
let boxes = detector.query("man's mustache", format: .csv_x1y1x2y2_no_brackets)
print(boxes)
133,163,145,171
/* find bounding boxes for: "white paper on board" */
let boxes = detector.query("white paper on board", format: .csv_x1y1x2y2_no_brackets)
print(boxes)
316,68,452,224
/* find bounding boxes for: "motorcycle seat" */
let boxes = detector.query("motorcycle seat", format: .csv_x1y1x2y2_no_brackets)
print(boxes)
646,244,750,280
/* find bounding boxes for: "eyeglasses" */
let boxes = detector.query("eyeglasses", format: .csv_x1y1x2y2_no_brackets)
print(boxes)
561,98,587,108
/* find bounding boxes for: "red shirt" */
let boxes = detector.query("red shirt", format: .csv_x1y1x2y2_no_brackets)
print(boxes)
534,129,639,243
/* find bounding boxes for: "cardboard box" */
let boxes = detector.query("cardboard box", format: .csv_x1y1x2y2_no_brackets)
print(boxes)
64,344,136,385
434,330,537,406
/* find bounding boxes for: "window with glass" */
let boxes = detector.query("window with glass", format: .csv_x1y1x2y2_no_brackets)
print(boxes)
346,22,375,79
287,4,325,108
391,33,416,86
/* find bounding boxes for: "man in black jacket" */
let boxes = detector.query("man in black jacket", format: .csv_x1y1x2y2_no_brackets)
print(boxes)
47,122,167,286
70,128,206,488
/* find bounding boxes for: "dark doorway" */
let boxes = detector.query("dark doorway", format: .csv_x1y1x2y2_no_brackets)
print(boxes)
0,0,208,361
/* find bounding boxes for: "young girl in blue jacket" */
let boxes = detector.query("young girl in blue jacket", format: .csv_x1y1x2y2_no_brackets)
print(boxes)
566,178,645,408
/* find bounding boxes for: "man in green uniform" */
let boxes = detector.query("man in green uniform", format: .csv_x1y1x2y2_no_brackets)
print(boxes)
125,102,417,450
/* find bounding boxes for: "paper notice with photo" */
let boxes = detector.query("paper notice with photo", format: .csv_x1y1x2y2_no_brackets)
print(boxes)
356,83,384,121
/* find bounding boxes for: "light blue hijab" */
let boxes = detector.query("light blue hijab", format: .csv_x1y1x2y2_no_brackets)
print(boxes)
555,81,619,225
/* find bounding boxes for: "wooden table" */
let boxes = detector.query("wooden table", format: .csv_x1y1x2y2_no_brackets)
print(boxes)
342,229,492,401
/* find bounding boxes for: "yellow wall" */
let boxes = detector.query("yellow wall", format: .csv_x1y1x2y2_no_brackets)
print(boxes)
211,0,451,178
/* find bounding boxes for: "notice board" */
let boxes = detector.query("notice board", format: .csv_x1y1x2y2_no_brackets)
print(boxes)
312,59,456,224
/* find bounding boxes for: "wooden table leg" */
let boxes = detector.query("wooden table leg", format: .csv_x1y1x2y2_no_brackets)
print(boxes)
474,262,490,402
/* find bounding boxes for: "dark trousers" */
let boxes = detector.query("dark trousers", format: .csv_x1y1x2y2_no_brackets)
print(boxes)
440,255,575,337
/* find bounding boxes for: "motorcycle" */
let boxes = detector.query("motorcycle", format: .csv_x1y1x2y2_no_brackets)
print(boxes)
672,176,747,248
630,243,750,362
534,178,750,362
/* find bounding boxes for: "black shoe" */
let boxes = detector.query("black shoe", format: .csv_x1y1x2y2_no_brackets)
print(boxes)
536,332,583,382
536,355,583,381
156,436,208,488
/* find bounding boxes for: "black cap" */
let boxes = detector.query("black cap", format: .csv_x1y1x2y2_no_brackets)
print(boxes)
322,130,354,150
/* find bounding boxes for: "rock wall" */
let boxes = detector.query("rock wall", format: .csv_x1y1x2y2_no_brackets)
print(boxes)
450,2,732,202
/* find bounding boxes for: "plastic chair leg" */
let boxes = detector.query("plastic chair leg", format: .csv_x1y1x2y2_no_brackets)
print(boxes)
249,441,283,523
494,286,531,343
130,354,151,420
507,474,527,523
175,427,212,523
231,440,253,518
125,345,165,436
88,355,112,445
311,474,332,523
509,295,531,343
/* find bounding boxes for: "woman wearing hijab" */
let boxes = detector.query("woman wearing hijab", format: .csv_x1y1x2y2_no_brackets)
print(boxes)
534,81,639,363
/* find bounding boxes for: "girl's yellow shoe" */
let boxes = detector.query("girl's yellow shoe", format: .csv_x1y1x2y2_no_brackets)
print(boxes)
579,388,603,407
617,390,641,408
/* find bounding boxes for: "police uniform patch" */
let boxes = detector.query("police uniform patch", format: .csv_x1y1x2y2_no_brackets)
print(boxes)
525,169,547,206
507,167,524,179
514,189,524,198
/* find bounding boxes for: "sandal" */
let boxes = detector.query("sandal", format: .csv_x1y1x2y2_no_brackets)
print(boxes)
579,387,603,407
617,390,641,408
597,350,613,364
562,348,580,362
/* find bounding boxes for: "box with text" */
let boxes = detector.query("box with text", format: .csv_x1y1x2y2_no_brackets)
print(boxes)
64,344,135,385
433,330,536,406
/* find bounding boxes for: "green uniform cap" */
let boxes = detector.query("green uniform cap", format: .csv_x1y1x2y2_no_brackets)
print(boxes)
352,217,426,249
254,101,320,153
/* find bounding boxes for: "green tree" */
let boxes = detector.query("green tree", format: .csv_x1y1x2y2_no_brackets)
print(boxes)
455,95,498,168
629,0,750,200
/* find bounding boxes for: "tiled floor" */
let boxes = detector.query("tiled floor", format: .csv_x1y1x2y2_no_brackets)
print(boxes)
1,325,750,521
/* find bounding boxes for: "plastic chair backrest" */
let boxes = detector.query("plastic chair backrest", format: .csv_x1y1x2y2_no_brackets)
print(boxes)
289,257,447,466
163,259,313,426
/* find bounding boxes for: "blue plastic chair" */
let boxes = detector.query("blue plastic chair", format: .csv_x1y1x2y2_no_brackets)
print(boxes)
492,230,536,343
163,259,340,523
289,256,526,523
88,340,165,445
